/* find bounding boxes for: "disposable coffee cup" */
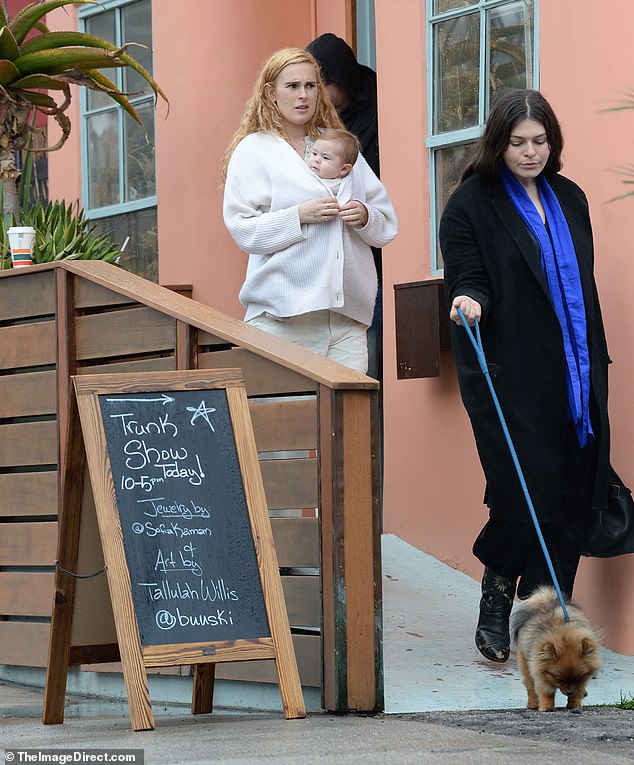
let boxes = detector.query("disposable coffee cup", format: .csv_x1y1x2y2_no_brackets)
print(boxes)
8,226,36,268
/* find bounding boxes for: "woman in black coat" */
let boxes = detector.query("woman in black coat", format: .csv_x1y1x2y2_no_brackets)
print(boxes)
440,90,611,663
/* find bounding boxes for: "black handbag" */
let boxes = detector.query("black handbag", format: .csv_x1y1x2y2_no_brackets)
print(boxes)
582,467,634,558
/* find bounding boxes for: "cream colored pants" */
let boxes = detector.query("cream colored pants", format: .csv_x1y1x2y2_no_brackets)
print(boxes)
247,310,368,374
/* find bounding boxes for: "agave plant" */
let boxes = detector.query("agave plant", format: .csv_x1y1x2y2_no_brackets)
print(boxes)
0,0,168,215
0,198,123,268
604,89,634,202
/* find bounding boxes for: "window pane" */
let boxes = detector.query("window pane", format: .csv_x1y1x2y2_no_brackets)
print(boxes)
93,207,158,282
433,0,475,13
434,142,478,268
122,0,154,96
487,1,534,108
84,9,117,111
87,110,120,208
434,13,480,133
82,1,157,214
124,102,155,202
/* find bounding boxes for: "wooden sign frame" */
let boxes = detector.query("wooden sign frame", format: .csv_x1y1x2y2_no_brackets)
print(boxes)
43,370,305,731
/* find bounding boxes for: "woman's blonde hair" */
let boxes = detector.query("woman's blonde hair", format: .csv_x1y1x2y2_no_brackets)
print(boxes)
221,47,344,181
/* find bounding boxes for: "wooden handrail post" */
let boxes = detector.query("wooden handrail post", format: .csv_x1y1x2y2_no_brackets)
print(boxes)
55,268,76,477
319,385,383,712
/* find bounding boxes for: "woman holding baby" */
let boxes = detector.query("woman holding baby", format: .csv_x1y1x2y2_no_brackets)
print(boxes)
221,47,397,375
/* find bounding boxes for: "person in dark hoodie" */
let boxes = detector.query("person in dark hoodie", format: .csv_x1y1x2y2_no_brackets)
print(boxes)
306,33,383,379
306,33,380,178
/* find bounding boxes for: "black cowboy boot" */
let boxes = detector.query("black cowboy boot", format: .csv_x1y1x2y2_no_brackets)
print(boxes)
475,567,516,662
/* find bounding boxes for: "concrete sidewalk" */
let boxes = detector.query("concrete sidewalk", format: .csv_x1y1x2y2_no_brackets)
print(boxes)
382,535,634,713
1,681,634,764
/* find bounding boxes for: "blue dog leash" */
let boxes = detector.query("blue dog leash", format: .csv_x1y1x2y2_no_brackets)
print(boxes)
456,307,570,622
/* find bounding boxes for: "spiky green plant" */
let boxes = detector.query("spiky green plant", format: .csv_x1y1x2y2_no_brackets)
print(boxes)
0,198,123,268
604,89,634,202
0,0,167,216
615,691,634,710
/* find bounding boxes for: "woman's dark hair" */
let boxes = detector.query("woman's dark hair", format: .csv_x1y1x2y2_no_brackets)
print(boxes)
462,89,563,182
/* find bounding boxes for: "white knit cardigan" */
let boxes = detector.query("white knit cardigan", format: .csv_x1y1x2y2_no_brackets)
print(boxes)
223,132,398,326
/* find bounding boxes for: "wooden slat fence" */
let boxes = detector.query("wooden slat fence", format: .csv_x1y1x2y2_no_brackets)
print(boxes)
0,262,382,712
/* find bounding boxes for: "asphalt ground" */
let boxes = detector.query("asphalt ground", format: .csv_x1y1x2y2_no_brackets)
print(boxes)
2,680,634,764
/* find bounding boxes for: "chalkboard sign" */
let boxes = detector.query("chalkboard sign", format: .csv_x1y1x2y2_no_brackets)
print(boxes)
98,387,269,646
44,369,305,731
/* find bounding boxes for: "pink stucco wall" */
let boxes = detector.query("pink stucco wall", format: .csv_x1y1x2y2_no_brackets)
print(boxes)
46,6,81,205
539,1,634,652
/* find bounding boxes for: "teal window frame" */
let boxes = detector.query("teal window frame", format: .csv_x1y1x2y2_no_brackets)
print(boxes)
78,0,157,220
426,0,539,273
356,0,377,70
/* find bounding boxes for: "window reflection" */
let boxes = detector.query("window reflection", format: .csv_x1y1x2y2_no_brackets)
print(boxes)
93,207,158,283
487,2,532,109
122,1,154,97
435,12,480,134
433,0,474,12
87,110,119,208
124,104,156,201
85,9,116,112
434,142,477,268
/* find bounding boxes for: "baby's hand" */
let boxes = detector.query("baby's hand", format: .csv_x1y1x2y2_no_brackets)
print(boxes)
299,197,340,224
338,200,368,227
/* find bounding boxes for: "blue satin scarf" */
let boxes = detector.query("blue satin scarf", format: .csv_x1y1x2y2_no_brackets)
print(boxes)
501,165,593,448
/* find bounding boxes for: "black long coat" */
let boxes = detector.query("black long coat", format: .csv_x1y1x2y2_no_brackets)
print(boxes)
440,172,611,523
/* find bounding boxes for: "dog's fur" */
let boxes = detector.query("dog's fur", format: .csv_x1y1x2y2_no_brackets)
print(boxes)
510,586,602,712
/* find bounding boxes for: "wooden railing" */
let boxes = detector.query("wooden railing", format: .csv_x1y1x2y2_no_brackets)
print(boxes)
0,261,382,713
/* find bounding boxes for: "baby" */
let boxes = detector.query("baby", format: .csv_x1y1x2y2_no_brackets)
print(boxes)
308,128,360,194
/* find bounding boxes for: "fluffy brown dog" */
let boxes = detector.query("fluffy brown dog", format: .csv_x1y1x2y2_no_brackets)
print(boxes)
510,586,602,712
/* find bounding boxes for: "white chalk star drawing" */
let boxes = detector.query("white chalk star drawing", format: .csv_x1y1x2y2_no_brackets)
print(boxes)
186,400,216,430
